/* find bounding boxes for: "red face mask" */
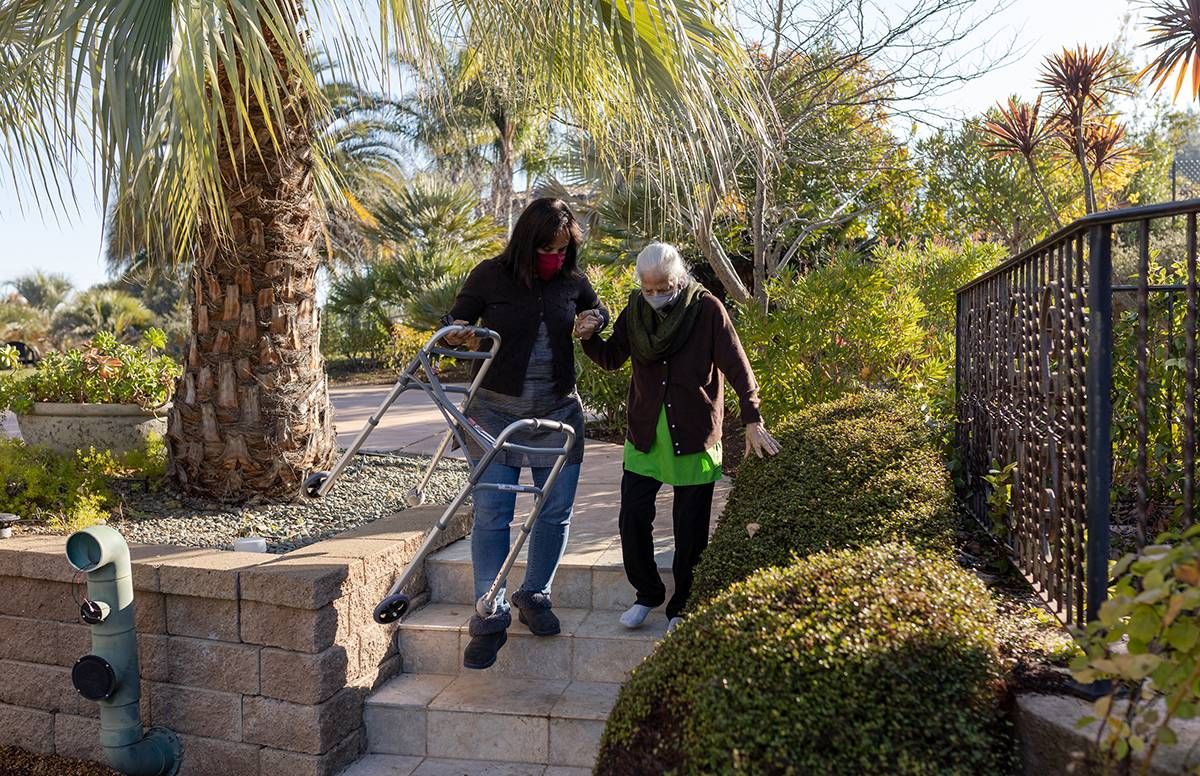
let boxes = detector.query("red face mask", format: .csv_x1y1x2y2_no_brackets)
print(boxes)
536,250,566,281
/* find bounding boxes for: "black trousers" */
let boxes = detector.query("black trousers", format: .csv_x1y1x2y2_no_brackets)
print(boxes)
618,469,716,619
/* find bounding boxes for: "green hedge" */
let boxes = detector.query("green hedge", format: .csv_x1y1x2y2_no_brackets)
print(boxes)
597,543,1010,775
689,391,956,606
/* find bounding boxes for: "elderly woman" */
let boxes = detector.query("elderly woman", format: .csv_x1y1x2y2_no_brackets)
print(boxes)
444,198,608,669
576,243,780,631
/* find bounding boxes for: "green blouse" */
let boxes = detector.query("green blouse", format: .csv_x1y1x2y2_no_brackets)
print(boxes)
623,406,723,486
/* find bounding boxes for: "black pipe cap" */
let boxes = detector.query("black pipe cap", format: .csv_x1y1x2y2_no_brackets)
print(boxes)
72,655,117,701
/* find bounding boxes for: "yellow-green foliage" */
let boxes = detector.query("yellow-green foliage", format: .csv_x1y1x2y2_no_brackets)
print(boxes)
689,391,956,606
735,241,1001,424
0,435,166,529
387,324,436,370
597,543,1010,775
1072,525,1200,765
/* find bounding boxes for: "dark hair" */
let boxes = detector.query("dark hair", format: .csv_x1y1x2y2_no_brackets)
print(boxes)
499,198,584,287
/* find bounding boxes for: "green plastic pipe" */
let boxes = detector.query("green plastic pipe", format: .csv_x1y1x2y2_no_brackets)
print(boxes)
65,525,181,776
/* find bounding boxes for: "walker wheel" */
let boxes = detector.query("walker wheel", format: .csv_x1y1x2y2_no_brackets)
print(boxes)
374,594,410,624
304,471,330,499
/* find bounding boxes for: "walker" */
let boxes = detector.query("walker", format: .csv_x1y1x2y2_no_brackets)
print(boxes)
303,325,576,625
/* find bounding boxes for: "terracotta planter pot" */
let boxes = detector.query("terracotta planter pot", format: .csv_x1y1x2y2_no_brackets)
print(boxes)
16,402,169,455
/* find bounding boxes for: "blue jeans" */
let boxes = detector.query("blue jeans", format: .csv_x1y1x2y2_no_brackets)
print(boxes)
470,461,581,618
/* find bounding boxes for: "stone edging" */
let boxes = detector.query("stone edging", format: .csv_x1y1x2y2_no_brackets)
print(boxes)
0,503,470,776
1016,692,1200,775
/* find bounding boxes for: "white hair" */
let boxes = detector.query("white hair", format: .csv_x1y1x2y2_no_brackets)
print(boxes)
635,242,692,287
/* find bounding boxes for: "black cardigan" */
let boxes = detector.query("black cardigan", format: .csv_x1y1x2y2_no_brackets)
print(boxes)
447,258,609,397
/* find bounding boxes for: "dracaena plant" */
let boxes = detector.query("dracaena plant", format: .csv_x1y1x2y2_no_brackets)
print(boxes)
1139,0,1200,101
983,96,1063,227
1038,45,1133,214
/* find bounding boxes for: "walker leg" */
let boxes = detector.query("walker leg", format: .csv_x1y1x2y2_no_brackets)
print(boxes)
405,430,455,507
476,452,571,618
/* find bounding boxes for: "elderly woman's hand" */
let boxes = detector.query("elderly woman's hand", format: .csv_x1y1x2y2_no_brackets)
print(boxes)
744,422,782,459
574,310,603,340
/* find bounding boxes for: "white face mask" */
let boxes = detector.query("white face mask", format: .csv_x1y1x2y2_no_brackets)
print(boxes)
643,288,679,311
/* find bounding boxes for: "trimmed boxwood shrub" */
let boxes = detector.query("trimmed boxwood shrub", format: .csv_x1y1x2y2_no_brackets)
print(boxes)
689,391,955,606
597,543,1010,775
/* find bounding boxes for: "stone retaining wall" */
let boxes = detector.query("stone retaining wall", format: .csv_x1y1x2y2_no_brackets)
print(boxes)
1016,692,1200,775
0,504,468,776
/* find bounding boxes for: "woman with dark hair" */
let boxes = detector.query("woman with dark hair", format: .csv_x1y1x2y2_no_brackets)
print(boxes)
443,197,608,669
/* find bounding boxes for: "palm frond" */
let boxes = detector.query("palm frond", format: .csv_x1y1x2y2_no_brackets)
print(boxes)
0,0,765,262
1138,0,1200,100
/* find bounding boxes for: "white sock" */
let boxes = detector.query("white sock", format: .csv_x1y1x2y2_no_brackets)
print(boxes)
620,604,652,629
666,616,683,633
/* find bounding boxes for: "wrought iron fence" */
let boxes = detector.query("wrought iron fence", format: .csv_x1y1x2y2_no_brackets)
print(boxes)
956,199,1200,627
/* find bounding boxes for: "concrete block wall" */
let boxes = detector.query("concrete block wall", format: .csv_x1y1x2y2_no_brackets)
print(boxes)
0,504,468,776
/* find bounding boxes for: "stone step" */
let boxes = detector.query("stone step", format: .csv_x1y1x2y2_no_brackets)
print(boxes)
425,539,677,612
362,672,620,768
395,603,666,683
340,754,589,775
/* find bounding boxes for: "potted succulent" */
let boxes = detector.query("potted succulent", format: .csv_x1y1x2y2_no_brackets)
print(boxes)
0,330,180,455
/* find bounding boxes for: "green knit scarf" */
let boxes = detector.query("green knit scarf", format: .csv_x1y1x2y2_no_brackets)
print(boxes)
627,281,708,363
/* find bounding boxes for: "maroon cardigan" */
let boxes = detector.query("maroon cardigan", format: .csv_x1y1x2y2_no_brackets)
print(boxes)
581,294,762,456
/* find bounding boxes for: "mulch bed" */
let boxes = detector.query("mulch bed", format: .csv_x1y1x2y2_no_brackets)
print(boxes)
0,747,118,776
15,452,469,554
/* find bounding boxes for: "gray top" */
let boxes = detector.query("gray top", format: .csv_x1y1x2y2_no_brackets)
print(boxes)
465,321,586,468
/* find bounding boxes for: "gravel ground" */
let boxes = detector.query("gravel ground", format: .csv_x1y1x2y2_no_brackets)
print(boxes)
17,452,470,554
0,747,118,776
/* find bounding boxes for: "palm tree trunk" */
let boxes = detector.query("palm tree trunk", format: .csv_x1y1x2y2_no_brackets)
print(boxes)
1025,155,1062,228
166,8,336,502
491,109,515,231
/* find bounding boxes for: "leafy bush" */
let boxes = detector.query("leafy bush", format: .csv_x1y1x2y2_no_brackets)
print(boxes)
1071,525,1200,767
598,543,1010,775
0,439,113,527
322,270,395,362
575,264,637,431
386,324,436,370
0,434,167,531
689,392,955,605
0,330,178,413
736,241,1000,426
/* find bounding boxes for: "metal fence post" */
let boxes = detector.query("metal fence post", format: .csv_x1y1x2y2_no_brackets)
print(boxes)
1085,224,1113,623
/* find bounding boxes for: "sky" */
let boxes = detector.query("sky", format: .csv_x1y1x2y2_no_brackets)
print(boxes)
0,0,1145,292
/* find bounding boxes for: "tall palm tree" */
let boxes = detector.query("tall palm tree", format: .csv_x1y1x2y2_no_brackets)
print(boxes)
51,288,155,346
0,1,763,501
7,271,73,314
398,50,552,228
983,96,1063,228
